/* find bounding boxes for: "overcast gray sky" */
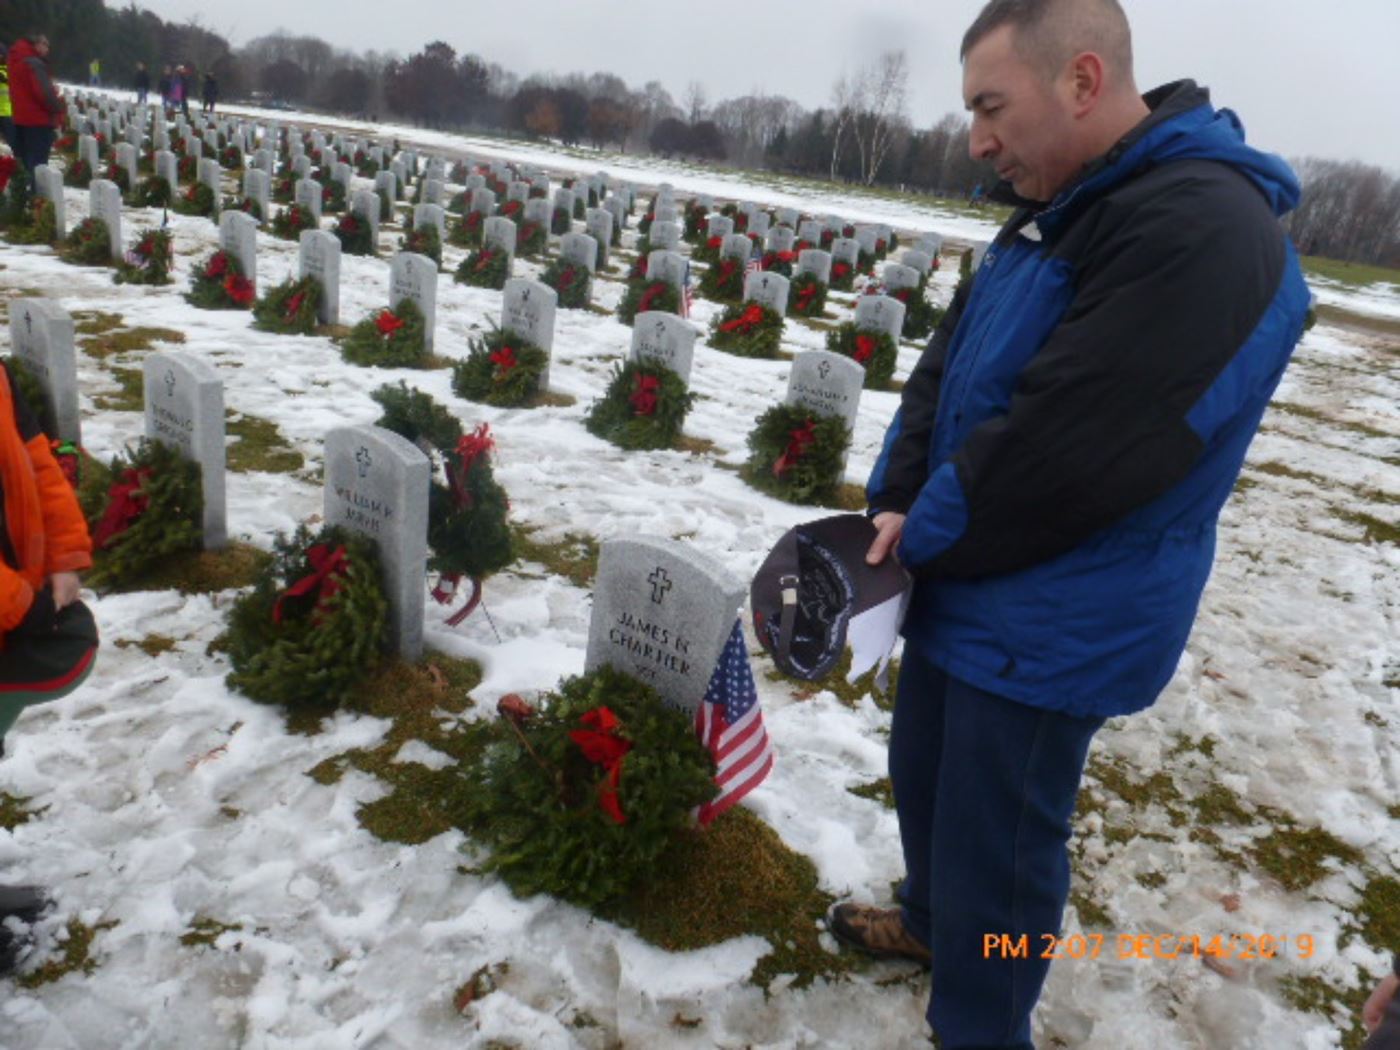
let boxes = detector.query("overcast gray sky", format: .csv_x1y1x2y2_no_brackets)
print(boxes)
129,0,1400,171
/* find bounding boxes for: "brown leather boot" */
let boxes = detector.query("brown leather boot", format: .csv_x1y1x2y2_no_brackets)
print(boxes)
827,901,932,967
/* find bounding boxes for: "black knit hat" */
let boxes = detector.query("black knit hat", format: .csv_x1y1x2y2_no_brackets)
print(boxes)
751,514,910,682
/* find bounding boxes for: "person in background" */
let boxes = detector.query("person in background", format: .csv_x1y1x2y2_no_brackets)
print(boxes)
134,61,149,105
0,360,98,977
0,46,13,153
170,65,187,118
202,71,217,115
6,31,64,182
1364,956,1400,1050
87,57,99,87
157,64,172,110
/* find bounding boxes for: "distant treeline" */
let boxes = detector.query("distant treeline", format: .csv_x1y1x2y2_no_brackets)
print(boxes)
5,2,1396,266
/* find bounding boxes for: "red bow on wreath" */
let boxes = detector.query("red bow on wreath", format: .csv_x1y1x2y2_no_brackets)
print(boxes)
375,309,404,337
833,262,851,279
637,283,668,314
224,274,255,306
205,252,229,279
706,235,723,250
795,283,819,310
92,468,152,548
854,334,877,364
474,249,496,272
629,373,660,417
490,345,517,375
720,303,764,334
568,706,632,824
49,440,81,491
557,267,577,290
772,419,817,478
272,543,348,625
430,423,498,625
285,291,306,320
341,215,359,233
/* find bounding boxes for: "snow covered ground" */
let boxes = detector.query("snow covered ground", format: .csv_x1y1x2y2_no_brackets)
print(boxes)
0,109,1397,1050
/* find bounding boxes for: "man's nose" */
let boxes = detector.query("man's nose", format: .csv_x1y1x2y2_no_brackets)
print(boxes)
969,120,998,162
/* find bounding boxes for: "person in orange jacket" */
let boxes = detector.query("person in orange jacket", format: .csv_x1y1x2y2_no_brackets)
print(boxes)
0,358,97,977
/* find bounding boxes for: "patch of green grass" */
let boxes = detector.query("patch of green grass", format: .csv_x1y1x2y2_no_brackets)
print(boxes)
180,917,243,948
1135,872,1168,890
1167,734,1218,761
80,325,186,359
72,310,125,336
1270,402,1394,441
1353,874,1400,951
1249,821,1363,893
604,806,853,989
1332,509,1400,546
0,791,36,830
1279,974,1368,1049
17,919,118,988
113,633,177,657
90,366,144,411
848,777,895,809
833,482,868,512
1069,887,1112,929
226,413,304,474
1188,783,1254,827
509,524,599,588
766,647,899,710
1301,255,1400,290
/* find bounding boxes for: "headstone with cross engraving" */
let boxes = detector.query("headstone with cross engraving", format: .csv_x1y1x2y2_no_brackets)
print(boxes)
831,238,861,273
294,177,324,225
720,233,753,264
881,263,921,295
744,270,790,316
766,226,796,255
500,278,557,387
646,250,688,298
143,352,226,549
89,179,124,260
323,426,431,659
585,537,746,714
786,350,864,472
7,299,79,444
219,211,259,291
290,230,337,327
482,216,517,273
708,214,735,240
585,208,613,270
33,165,66,240
522,197,552,240
855,294,907,344
797,249,833,286
389,252,437,352
630,313,697,387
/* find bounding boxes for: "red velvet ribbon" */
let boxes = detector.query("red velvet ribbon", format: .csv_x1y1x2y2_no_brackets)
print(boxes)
772,419,817,478
376,309,404,337
795,283,819,310
285,291,306,320
205,252,229,279
474,248,496,271
272,543,348,625
490,345,518,374
92,468,152,548
224,274,255,305
568,706,632,824
720,303,765,334
629,374,660,417
854,334,877,363
637,283,668,313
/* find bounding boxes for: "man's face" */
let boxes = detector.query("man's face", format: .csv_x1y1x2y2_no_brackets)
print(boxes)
35,37,50,57
963,25,1080,202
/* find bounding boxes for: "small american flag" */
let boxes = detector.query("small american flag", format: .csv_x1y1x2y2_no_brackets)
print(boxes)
681,261,694,319
695,620,774,826
745,252,762,281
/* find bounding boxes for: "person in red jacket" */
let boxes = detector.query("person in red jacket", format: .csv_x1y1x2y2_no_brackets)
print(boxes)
0,359,97,977
6,31,64,181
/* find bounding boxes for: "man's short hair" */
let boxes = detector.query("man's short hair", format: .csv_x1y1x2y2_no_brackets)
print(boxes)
961,0,1134,82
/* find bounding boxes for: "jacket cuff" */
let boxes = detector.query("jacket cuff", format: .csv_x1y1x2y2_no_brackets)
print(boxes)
46,551,93,574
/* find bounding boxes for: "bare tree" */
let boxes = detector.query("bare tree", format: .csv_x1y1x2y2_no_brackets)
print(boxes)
856,50,909,185
829,72,858,180
683,80,708,124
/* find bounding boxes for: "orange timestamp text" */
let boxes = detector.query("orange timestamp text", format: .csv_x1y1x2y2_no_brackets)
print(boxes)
982,932,1317,961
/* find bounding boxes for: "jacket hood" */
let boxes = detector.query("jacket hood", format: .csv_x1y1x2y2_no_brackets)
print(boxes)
1006,80,1302,233
7,39,36,64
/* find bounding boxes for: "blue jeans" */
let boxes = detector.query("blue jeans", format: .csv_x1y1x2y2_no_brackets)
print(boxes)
890,648,1103,1049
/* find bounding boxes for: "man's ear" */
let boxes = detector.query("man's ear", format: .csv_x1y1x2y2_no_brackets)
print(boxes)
1068,51,1107,117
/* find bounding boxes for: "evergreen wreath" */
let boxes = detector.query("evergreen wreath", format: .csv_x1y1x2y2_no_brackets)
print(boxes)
224,525,390,712
2,173,57,246
452,327,548,407
87,438,204,590
451,209,485,248
551,205,572,236
63,159,93,188
692,234,722,265
499,198,524,223
321,179,347,214
187,249,255,310
339,297,428,368
760,250,796,278
177,154,197,184
699,256,745,303
447,190,468,214
252,275,323,334
134,174,173,207
516,219,547,258
745,404,850,505
637,207,653,236
376,188,395,227
173,181,216,217
270,202,317,240
400,223,443,266
626,252,649,282
4,357,56,435
333,212,374,256
372,397,515,618
708,302,784,359
114,228,173,286
103,162,131,195
453,665,717,910
228,195,264,222
272,175,296,203
819,228,835,249
540,257,591,309
53,133,78,154
356,156,380,178
454,245,510,290
584,361,694,451
788,271,828,318
616,279,680,326
59,217,111,266
887,284,944,342
683,203,707,242
826,324,899,389
830,259,857,292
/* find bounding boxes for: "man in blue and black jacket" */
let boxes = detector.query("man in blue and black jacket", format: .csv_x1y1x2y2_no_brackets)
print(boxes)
827,0,1311,1046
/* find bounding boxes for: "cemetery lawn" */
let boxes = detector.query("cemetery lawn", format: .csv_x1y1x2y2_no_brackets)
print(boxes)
1301,254,1400,290
0,98,1395,1050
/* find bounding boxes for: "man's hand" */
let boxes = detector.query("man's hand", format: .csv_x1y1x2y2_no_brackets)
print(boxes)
866,512,906,566
49,572,81,610
1364,972,1399,1032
